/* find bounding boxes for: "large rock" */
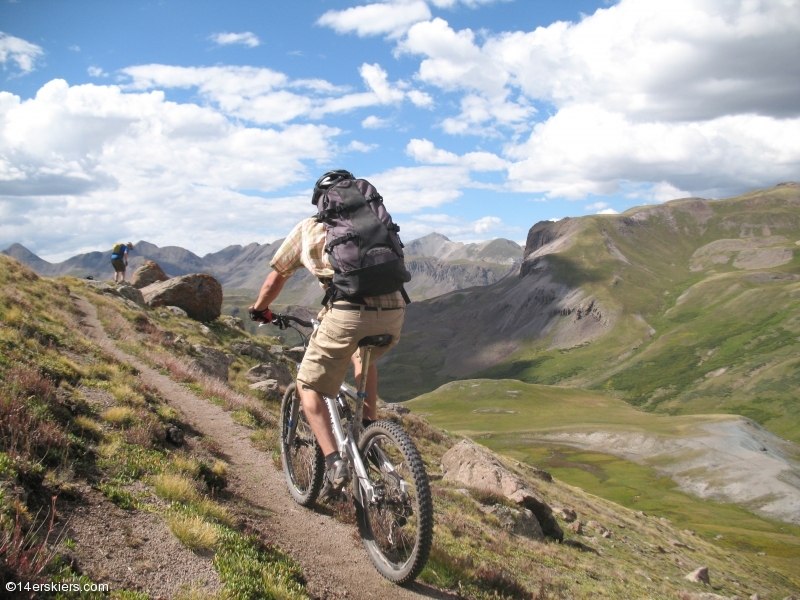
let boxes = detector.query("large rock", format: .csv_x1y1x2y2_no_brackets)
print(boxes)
246,362,293,389
141,274,222,322
130,260,169,289
441,439,563,540
230,340,270,361
116,282,145,305
189,345,231,381
249,379,281,401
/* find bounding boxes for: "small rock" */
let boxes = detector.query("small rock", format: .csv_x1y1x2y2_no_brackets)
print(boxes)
285,346,306,362
715,534,724,540
219,315,245,331
383,403,411,415
166,426,184,445
493,505,545,541
684,566,710,584
568,520,583,535
199,324,212,335
554,507,577,523
166,306,188,317
756,551,766,556
684,529,696,536
190,345,232,381
270,345,283,355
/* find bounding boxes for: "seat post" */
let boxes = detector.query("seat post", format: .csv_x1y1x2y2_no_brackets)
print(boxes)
354,345,372,440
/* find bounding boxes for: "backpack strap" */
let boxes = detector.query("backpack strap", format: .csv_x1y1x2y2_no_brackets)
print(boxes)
400,286,411,305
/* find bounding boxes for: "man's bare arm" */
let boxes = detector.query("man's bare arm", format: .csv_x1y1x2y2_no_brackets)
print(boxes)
252,270,288,311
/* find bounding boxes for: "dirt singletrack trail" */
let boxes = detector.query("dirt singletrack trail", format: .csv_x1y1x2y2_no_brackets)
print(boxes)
74,295,452,600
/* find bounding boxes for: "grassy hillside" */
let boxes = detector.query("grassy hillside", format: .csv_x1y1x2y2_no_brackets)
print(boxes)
476,185,800,443
5,255,800,598
385,185,800,443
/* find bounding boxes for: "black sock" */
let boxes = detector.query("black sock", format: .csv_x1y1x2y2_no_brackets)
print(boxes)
325,451,341,470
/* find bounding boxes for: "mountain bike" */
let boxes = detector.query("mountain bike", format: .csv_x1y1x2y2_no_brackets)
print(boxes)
269,312,433,585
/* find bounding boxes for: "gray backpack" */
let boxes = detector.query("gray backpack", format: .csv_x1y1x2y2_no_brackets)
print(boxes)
315,176,411,304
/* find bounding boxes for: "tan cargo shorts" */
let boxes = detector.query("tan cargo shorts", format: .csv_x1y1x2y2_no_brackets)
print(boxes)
296,306,404,398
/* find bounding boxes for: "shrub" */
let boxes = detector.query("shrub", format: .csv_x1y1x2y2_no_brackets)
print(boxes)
154,473,200,504
166,514,218,552
101,406,138,428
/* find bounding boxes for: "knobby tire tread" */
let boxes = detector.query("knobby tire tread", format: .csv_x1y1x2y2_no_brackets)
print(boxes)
280,383,324,507
357,420,433,585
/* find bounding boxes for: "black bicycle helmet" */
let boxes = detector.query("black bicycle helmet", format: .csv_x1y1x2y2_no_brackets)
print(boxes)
312,169,354,205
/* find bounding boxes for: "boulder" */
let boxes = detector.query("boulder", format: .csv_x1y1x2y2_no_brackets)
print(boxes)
189,344,231,381
246,362,293,389
486,505,545,540
141,274,223,322
249,379,281,401
230,340,270,361
130,260,169,289
115,282,145,305
684,566,711,585
441,439,563,540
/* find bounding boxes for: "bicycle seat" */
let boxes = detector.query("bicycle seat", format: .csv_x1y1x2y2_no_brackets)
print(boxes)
358,334,393,348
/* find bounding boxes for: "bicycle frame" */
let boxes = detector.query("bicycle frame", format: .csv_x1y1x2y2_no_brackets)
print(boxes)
283,317,402,506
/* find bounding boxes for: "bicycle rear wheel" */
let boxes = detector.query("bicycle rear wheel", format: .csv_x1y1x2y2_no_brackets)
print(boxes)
280,383,324,506
356,420,433,585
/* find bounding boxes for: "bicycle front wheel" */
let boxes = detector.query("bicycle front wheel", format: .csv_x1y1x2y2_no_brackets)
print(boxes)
356,420,433,585
280,383,324,506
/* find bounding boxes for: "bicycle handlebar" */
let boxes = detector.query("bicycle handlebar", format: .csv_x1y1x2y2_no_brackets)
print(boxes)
271,313,313,329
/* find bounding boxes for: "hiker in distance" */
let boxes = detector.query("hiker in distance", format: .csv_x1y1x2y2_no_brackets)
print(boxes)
111,242,133,283
249,169,411,498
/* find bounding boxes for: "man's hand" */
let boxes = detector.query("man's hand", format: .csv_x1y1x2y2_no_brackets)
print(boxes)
249,306,273,323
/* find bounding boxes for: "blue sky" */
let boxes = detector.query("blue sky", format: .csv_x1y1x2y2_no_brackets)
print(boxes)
1,0,799,261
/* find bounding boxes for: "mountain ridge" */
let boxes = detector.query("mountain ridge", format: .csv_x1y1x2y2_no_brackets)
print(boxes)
2,233,522,302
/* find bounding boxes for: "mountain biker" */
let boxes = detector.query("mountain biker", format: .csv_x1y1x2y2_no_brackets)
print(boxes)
249,170,405,499
111,242,134,283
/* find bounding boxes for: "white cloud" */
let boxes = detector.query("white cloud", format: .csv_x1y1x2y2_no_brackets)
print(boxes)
0,32,44,73
585,201,608,211
597,208,618,215
0,79,339,259
317,1,432,39
406,138,508,171
69,45,80,52
347,140,378,152
87,66,108,78
506,103,800,199
367,165,468,213
402,212,516,243
210,31,261,48
362,115,389,128
123,63,428,124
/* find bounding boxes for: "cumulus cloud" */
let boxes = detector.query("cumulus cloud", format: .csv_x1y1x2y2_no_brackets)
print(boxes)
388,1,800,198
0,32,44,73
362,115,389,128
506,103,800,199
317,1,432,38
367,165,468,212
406,138,509,171
210,31,261,48
401,212,516,243
123,63,428,124
0,79,338,259
87,66,108,78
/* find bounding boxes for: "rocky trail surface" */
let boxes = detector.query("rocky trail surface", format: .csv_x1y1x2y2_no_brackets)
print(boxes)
74,294,453,600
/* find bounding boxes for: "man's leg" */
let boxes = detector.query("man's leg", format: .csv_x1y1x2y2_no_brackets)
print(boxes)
297,384,338,456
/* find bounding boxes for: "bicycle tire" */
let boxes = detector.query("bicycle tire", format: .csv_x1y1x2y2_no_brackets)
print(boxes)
355,420,433,585
280,383,324,506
